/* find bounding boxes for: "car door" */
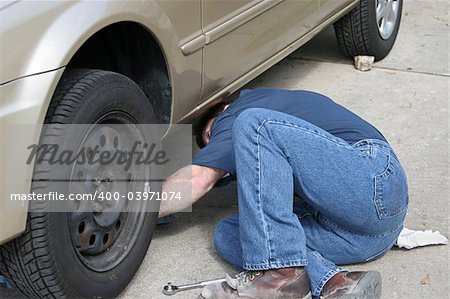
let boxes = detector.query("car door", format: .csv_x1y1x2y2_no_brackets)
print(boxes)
200,0,318,100
316,0,355,24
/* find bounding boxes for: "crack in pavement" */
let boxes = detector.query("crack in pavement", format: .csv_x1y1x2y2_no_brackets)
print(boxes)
290,56,450,78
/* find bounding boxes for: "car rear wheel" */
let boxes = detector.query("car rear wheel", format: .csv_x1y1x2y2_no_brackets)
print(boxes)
334,0,403,61
0,69,160,298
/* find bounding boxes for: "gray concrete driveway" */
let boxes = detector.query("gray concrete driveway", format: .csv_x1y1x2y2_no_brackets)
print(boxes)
1,0,448,298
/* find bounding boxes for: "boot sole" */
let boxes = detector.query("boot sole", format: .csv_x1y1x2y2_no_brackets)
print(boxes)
340,271,382,299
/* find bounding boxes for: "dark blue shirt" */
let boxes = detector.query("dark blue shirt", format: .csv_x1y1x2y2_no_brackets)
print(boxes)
192,88,386,175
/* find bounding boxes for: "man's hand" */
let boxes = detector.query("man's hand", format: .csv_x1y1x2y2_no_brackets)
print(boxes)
158,165,225,218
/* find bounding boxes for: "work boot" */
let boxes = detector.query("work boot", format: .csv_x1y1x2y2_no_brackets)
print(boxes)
320,271,381,299
200,267,311,299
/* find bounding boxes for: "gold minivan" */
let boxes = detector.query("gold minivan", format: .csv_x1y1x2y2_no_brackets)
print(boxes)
0,0,402,297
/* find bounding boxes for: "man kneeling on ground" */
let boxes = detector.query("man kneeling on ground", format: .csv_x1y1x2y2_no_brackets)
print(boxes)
159,88,408,299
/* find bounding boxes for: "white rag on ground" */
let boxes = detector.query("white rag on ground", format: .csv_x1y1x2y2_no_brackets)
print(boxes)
395,227,448,249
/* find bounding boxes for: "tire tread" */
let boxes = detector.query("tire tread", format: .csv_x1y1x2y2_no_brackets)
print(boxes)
334,0,373,58
334,0,402,61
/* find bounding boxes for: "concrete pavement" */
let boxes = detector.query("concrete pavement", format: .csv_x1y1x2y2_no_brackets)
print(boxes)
1,0,448,298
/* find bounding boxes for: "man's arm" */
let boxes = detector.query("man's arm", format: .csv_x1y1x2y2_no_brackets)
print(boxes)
158,164,225,218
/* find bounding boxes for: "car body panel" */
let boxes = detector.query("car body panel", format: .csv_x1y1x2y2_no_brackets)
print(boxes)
179,0,359,123
317,0,355,23
201,0,318,101
0,68,65,243
0,0,203,123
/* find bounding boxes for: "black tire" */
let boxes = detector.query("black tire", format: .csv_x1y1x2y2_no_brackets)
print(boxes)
0,69,160,298
334,0,403,61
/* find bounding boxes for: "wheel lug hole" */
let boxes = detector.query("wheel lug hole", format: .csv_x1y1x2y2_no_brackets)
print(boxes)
89,234,96,246
103,233,109,245
78,221,85,234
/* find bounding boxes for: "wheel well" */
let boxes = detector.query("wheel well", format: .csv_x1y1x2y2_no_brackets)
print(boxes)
67,22,171,123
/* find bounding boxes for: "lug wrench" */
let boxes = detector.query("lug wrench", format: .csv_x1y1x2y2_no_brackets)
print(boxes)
162,277,226,296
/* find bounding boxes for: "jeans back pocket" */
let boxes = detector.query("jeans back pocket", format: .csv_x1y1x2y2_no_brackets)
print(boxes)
374,156,409,219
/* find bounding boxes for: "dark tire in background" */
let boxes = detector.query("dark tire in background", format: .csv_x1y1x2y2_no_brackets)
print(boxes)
0,69,160,298
334,0,403,61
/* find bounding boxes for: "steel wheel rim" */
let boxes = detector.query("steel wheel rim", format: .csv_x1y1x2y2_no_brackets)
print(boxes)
376,0,400,40
68,111,150,272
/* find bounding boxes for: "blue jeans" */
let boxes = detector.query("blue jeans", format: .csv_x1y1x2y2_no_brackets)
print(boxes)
214,108,408,297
